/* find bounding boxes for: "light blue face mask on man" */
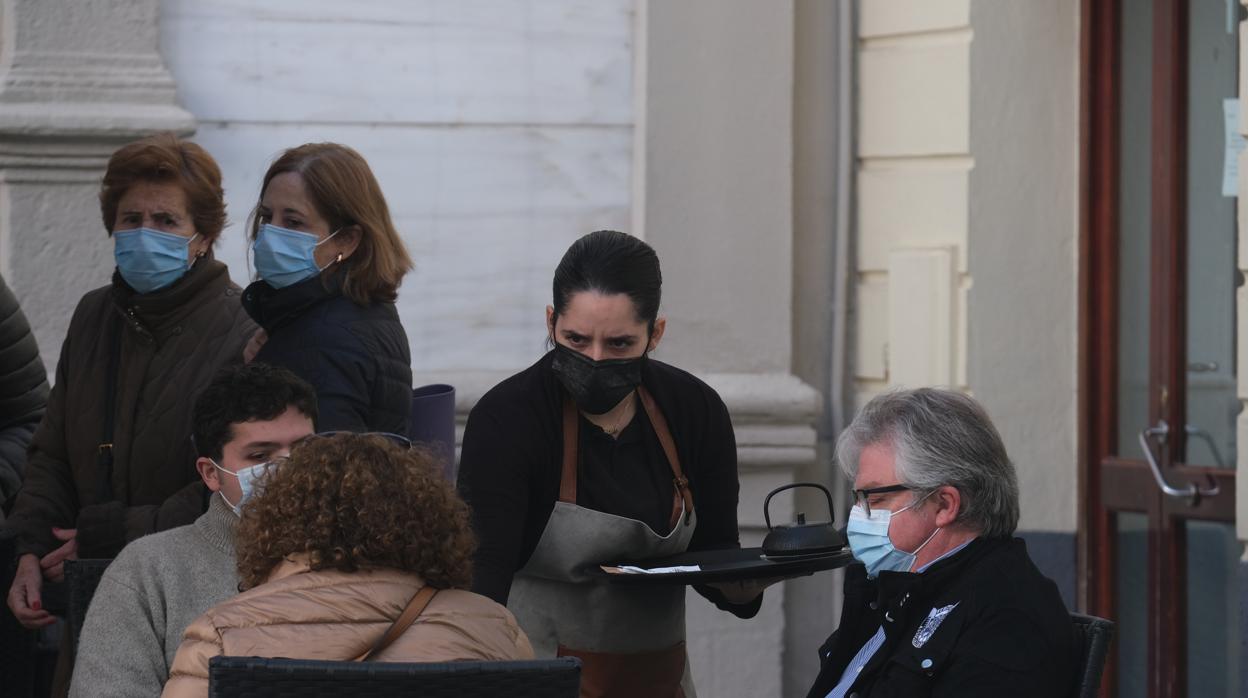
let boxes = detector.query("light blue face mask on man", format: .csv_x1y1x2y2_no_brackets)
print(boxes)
252,223,341,289
846,491,941,578
210,458,279,516
113,228,199,294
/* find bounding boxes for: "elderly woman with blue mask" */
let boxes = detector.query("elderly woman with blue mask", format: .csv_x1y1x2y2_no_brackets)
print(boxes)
240,143,413,435
6,134,255,647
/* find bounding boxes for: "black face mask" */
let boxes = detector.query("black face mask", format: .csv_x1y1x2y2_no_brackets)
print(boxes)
550,343,644,415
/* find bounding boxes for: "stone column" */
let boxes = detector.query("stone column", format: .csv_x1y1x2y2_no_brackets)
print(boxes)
0,0,195,370
636,2,820,696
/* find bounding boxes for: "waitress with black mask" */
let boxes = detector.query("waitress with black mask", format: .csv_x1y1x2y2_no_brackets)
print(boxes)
458,230,764,698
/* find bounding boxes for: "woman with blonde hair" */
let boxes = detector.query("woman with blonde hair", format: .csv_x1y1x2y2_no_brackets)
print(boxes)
242,143,414,434
161,432,533,697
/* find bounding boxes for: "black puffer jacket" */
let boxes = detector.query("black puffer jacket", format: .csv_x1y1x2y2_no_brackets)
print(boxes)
242,272,411,435
806,537,1075,698
0,274,49,509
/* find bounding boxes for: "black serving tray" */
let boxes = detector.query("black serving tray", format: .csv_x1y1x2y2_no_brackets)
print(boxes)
590,546,855,586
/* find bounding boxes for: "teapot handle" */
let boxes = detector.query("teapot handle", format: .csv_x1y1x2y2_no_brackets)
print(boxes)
763,482,836,531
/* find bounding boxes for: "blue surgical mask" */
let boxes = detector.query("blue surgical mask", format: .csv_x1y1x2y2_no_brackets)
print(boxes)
252,223,341,289
846,493,940,578
113,228,199,294
210,458,279,516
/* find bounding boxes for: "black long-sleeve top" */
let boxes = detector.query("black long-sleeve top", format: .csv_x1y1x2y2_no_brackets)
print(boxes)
458,350,761,618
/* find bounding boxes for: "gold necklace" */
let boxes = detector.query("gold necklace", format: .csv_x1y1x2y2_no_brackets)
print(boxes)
598,393,636,436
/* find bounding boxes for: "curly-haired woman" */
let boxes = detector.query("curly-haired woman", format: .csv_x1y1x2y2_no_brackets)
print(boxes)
160,433,532,697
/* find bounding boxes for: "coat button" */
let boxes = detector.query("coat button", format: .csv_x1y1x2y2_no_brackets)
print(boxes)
869,602,879,610
920,658,933,669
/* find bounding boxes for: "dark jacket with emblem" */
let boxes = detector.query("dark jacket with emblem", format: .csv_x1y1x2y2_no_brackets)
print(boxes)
5,260,255,559
242,271,411,436
806,537,1075,698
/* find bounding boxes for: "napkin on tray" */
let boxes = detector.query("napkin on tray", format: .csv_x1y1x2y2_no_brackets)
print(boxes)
600,564,701,575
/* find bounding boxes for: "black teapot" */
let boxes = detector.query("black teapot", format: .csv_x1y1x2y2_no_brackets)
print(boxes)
761,482,845,559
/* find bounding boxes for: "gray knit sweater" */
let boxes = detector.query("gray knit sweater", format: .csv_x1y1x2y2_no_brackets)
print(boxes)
68,494,238,697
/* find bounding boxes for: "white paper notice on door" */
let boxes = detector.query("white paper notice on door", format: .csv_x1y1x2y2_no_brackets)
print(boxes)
1223,98,1246,197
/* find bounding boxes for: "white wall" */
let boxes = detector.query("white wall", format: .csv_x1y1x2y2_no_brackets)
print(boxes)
853,0,1080,534
159,0,635,373
854,0,972,406
967,0,1079,533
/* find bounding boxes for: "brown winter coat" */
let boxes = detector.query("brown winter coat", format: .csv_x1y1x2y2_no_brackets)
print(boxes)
161,557,535,698
6,260,255,558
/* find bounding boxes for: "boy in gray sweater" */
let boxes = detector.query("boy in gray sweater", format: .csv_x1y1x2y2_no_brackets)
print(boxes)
68,363,317,697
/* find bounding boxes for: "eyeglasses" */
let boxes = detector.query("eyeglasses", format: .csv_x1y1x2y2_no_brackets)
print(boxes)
240,431,417,476
851,483,911,517
191,431,415,460
306,431,415,449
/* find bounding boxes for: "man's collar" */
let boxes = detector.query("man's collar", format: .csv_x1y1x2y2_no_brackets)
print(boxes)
914,536,977,573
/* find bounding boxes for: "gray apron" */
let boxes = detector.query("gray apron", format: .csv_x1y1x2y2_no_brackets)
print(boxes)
508,386,698,698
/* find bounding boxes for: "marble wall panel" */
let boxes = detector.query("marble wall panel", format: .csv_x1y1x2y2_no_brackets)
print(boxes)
160,0,634,126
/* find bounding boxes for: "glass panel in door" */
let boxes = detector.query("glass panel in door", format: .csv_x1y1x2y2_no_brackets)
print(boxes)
1115,1,1152,693
1183,2,1242,695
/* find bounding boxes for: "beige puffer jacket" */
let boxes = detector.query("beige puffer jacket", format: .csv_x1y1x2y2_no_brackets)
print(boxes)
161,557,534,698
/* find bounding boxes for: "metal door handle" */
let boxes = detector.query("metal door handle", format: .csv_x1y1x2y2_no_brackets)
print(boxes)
1138,420,1219,503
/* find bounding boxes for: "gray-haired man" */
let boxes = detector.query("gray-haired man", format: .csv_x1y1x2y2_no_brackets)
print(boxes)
807,388,1074,698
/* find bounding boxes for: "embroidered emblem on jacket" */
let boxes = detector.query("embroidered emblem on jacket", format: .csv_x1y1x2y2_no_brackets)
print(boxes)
912,602,960,648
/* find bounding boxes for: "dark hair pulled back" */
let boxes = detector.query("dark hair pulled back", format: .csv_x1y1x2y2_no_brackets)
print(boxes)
552,230,662,332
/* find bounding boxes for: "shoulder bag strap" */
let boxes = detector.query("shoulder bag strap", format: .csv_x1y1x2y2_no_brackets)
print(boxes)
357,585,439,662
96,313,123,501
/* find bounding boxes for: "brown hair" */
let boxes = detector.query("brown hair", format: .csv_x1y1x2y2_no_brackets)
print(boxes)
250,143,413,304
99,132,227,242
235,433,475,590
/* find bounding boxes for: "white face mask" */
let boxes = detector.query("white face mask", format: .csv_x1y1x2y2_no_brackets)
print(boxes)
210,458,279,516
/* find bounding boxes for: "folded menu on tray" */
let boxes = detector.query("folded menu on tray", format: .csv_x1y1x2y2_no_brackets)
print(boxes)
599,564,702,575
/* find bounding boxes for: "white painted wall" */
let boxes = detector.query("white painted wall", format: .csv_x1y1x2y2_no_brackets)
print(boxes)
967,0,1079,533
853,0,1080,534
158,0,634,373
854,1,972,404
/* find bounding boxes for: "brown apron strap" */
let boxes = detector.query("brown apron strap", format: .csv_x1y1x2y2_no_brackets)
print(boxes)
356,585,438,662
636,386,695,529
560,396,579,504
560,387,695,528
